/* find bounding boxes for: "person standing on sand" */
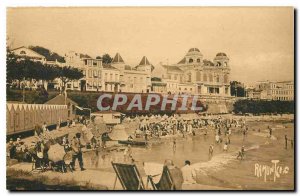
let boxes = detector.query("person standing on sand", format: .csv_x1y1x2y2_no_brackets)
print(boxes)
173,139,177,153
209,144,214,159
237,145,245,160
223,142,228,152
268,126,272,138
285,135,288,149
124,145,133,163
215,134,220,143
71,133,85,171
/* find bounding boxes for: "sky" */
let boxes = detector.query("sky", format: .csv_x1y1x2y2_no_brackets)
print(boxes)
7,7,294,84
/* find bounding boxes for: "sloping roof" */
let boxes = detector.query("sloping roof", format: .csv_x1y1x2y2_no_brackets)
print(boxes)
112,53,125,63
139,56,151,66
45,94,78,106
103,63,117,69
163,65,183,72
177,57,186,64
11,46,46,59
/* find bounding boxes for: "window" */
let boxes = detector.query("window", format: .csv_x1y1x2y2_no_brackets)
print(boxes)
174,74,178,80
197,58,200,63
196,71,201,81
209,74,213,82
93,61,97,67
88,70,92,78
93,70,97,77
110,74,113,81
20,50,26,55
189,59,193,63
216,75,220,82
208,87,219,94
98,71,101,79
203,74,207,82
105,73,108,81
187,73,192,82
224,74,228,83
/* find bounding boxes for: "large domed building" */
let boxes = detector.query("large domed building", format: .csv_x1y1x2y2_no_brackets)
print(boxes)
156,48,231,97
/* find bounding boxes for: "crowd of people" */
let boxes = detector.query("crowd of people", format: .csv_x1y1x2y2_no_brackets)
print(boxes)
7,112,282,175
123,113,250,161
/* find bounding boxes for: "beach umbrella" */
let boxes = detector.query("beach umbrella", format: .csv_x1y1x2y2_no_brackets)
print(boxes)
47,143,66,163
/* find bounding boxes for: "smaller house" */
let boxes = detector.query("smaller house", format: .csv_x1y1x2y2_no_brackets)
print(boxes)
45,94,78,119
11,46,47,64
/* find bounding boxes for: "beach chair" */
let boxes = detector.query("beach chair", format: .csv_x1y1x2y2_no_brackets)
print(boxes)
111,162,145,190
148,166,175,190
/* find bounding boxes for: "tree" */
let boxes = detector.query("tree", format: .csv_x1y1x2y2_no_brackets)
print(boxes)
56,66,84,103
6,47,19,83
230,81,246,97
29,45,66,63
102,54,113,64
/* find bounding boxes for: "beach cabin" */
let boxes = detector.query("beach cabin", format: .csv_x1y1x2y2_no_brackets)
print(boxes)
91,111,123,125
45,94,78,120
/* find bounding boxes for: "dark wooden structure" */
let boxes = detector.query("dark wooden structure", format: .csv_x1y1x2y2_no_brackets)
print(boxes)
111,162,145,190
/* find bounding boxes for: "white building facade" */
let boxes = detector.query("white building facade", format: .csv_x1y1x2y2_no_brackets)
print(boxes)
247,81,294,101
153,48,231,97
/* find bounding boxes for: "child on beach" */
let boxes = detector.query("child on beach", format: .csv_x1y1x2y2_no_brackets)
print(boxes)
223,142,228,152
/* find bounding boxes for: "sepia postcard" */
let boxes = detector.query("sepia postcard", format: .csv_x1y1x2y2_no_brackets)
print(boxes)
6,7,295,191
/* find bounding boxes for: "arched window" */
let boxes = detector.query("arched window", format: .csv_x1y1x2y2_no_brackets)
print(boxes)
197,58,200,63
216,75,220,82
217,62,221,66
189,58,193,63
224,74,228,83
203,74,207,82
20,50,26,55
209,74,213,82
187,72,192,82
196,71,201,81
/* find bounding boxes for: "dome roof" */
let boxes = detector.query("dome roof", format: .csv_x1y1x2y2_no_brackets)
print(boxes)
186,47,203,57
214,52,229,61
188,48,200,52
216,52,227,57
